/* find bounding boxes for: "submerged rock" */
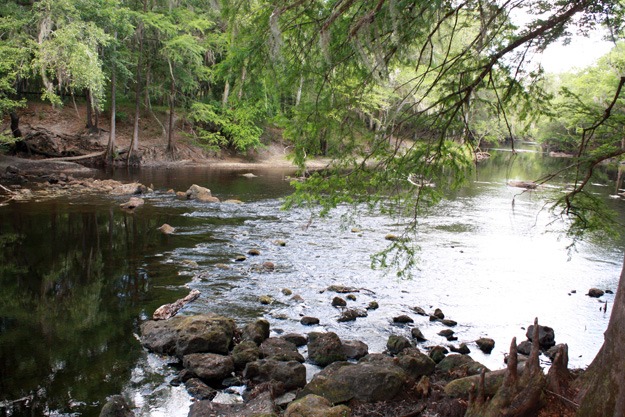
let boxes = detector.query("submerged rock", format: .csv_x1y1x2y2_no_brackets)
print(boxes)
120,197,144,210
157,223,174,234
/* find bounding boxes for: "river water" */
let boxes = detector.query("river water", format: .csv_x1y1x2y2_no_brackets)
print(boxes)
1,147,624,416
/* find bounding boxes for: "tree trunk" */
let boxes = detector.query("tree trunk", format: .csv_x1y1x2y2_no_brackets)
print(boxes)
85,89,94,131
128,16,145,166
10,112,21,138
166,63,176,157
222,79,230,107
106,53,117,164
575,252,625,416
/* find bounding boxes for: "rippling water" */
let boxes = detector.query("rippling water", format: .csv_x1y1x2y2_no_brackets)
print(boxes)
1,148,624,416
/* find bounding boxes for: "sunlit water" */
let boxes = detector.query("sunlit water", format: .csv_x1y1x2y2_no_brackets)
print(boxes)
1,148,624,416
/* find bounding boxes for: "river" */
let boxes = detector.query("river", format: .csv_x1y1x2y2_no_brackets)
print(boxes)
0,146,624,416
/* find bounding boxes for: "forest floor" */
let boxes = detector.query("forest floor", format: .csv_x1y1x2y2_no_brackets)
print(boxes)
0,101,331,173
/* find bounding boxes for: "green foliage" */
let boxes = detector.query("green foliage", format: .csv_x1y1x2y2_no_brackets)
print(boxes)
188,101,262,151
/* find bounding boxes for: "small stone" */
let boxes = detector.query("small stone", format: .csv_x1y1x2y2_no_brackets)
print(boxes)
385,234,399,241
411,327,427,342
387,335,412,354
351,227,362,233
259,295,273,305
476,337,495,354
346,294,357,301
281,288,293,296
262,261,275,271
157,223,175,234
175,191,187,199
428,346,448,363
248,249,260,256
438,329,455,338
367,301,379,310
184,378,217,401
337,308,367,322
588,288,605,298
433,308,445,319
120,197,144,210
215,263,230,269
412,306,428,316
450,343,471,355
282,333,307,347
235,255,247,262
331,296,347,307
300,316,320,325
605,289,614,294
291,294,304,302
393,315,414,324
441,319,457,327
274,240,286,246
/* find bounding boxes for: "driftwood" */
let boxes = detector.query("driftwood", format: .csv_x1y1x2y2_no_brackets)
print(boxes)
153,289,201,320
43,151,105,161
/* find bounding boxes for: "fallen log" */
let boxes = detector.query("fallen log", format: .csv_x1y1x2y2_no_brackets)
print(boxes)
153,289,201,320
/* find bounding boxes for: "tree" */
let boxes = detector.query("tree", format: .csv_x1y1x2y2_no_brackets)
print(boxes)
254,1,625,415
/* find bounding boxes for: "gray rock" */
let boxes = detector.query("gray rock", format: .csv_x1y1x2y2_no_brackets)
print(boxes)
342,340,369,360
428,346,448,363
182,353,234,381
260,337,305,362
184,378,217,401
441,319,458,327
308,332,347,366
300,316,320,325
241,319,270,345
476,337,496,354
433,308,445,319
411,327,427,342
517,340,532,356
367,301,379,310
396,348,436,379
243,359,307,390
140,314,235,356
331,296,347,307
337,308,368,322
282,333,307,347
411,306,428,316
99,395,134,417
438,329,455,338
298,361,407,404
450,343,471,355
436,354,489,377
393,315,414,324
526,324,555,349
232,340,261,369
588,288,605,298
546,343,568,361
189,391,276,417
284,394,351,417
186,184,216,202
387,334,412,354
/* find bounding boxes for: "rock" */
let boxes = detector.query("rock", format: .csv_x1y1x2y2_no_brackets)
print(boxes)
337,308,367,322
189,391,277,417
476,337,495,354
385,234,399,241
241,173,257,178
232,341,261,369
262,261,275,271
331,296,347,307
274,240,287,246
111,182,147,195
241,319,270,345
411,306,427,316
235,255,247,262
284,394,351,417
342,340,369,360
433,308,445,319
259,295,273,305
282,333,307,347
140,314,236,356
308,333,347,368
224,199,243,204
300,316,320,325
411,327,427,342
438,329,455,338
441,319,457,327
243,359,306,391
393,315,414,324
396,348,436,379
428,346,448,363
444,367,513,398
281,288,292,296
170,368,196,386
156,223,174,234
346,294,356,301
526,324,555,349
184,378,217,401
517,340,532,356
248,248,260,256
182,353,234,381
546,343,568,361
366,301,379,310
449,343,471,355
291,294,304,302
588,288,605,298
119,197,144,210
99,395,134,417
260,337,305,362
327,285,359,293
435,354,489,377
186,184,212,201
298,361,407,404
387,335,412,354
175,191,187,199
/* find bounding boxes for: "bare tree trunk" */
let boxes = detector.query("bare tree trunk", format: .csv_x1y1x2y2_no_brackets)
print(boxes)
237,61,247,100
106,51,117,164
166,60,176,157
10,112,21,138
295,74,304,107
575,252,625,416
222,79,230,107
128,13,145,166
85,89,94,131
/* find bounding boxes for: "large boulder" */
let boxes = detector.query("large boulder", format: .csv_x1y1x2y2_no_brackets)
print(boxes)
308,332,347,366
241,319,270,345
476,337,495,354
342,340,369,360
396,348,436,379
243,359,307,391
284,394,351,417
182,353,234,382
260,337,305,362
387,334,412,354
140,314,236,356
298,361,408,404
526,324,555,349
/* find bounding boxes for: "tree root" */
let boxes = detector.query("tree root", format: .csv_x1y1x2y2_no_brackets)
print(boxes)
465,318,555,417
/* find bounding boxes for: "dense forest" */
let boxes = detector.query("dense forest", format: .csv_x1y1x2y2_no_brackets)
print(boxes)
3,1,625,416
